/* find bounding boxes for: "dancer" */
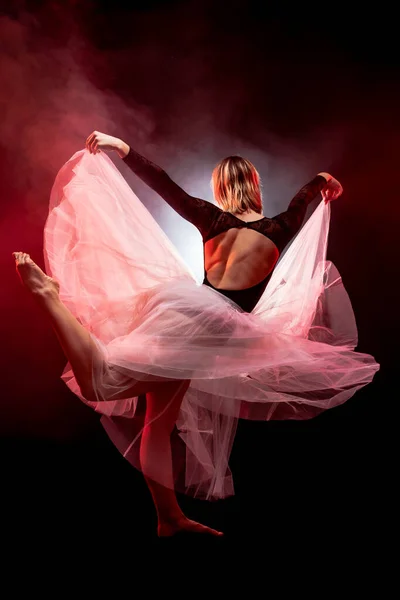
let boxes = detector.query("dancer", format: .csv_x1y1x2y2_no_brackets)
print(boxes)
13,131,378,537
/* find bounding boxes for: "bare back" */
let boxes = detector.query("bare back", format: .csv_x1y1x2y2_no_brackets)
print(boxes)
204,220,279,290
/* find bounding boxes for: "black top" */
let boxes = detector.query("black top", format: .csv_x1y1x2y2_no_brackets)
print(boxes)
123,147,327,311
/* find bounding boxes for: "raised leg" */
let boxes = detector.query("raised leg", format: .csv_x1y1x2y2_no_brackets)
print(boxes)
141,380,223,537
14,252,223,536
13,252,161,400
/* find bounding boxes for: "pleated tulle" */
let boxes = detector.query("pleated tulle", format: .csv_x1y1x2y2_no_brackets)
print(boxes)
43,150,379,499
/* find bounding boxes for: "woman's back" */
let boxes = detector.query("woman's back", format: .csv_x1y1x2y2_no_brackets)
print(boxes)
204,220,280,290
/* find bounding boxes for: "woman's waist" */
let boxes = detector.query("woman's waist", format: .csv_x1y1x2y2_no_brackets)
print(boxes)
202,272,272,313
202,271,271,294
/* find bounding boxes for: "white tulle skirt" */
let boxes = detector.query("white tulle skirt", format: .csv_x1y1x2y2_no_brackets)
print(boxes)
43,150,379,500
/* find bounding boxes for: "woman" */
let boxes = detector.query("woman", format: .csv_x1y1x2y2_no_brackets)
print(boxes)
13,131,379,537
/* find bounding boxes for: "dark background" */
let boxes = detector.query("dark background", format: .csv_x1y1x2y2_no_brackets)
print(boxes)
0,1,397,554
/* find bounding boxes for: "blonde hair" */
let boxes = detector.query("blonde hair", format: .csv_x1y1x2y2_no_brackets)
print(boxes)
211,156,262,215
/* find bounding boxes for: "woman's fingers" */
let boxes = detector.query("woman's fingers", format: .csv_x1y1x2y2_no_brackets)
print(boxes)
332,184,343,200
85,131,118,154
86,132,95,150
86,131,99,153
323,178,343,203
89,135,97,153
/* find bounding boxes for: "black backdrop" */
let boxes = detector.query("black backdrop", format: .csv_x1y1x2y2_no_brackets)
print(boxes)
1,1,396,553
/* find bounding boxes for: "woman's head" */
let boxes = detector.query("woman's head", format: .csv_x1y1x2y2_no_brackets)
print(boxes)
211,156,262,215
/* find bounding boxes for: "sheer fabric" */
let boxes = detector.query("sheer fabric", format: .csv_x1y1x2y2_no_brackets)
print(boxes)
43,150,379,499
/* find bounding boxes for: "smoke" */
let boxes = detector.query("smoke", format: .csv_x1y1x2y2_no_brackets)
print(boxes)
0,2,350,224
0,9,154,220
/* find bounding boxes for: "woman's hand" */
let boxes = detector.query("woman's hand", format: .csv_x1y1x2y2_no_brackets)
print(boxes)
85,131,130,158
322,177,343,204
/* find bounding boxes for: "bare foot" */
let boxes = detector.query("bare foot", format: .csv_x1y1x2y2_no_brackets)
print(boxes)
158,517,223,538
13,252,60,298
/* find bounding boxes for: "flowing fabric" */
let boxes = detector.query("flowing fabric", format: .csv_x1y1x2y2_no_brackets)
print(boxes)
43,150,379,500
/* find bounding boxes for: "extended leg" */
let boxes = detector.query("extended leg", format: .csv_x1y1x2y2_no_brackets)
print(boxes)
141,379,223,537
13,252,161,400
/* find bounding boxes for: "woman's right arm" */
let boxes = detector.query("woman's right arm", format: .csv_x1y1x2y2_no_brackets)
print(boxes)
85,131,220,236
